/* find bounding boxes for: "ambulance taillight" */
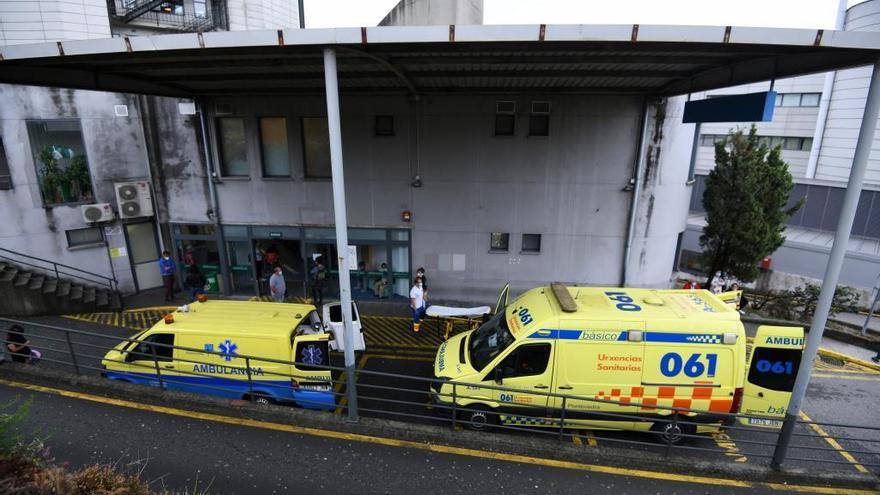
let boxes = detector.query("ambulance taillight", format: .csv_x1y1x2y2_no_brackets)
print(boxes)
731,387,744,414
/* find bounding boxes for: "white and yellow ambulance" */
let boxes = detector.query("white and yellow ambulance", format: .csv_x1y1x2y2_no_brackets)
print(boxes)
101,299,335,410
431,283,803,443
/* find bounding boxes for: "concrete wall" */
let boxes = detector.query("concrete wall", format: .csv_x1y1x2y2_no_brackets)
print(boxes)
226,0,299,30
0,0,110,46
380,0,483,26
0,84,154,293
188,93,662,301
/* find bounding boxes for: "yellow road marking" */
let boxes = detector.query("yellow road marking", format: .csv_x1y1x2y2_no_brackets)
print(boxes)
799,411,868,474
334,353,370,415
711,430,748,463
0,378,874,495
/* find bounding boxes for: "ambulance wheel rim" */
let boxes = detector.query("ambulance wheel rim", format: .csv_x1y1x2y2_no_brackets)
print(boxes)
251,395,271,405
464,407,492,430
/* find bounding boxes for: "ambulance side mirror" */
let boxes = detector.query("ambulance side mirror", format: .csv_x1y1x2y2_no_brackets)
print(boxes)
494,368,503,385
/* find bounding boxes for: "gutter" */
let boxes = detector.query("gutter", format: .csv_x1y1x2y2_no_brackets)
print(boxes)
621,98,651,286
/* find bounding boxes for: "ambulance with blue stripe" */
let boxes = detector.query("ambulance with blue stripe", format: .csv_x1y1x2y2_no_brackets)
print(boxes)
101,299,334,410
431,283,804,443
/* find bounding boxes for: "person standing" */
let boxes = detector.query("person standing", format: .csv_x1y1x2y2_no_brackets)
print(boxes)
5,325,31,364
269,265,287,303
416,267,428,293
310,259,327,307
709,271,724,294
159,250,177,302
410,276,428,333
373,262,389,299
184,264,207,302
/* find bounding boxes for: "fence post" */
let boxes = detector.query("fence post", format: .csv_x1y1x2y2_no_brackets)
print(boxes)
245,357,254,394
559,396,567,441
151,345,164,389
64,331,80,375
451,382,458,430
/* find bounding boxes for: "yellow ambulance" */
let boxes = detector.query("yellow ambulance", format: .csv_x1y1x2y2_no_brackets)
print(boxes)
431,283,804,443
101,299,335,410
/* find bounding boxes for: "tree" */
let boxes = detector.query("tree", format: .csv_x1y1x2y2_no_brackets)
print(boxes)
700,125,803,283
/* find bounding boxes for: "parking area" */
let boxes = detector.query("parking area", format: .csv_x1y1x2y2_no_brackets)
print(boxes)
7,309,873,476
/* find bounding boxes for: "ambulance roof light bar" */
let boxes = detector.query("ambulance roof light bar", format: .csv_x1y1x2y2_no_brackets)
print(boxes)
550,282,578,313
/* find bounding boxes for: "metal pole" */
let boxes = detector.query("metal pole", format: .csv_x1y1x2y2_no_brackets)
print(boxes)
65,331,80,375
298,0,305,28
323,47,359,423
772,59,880,470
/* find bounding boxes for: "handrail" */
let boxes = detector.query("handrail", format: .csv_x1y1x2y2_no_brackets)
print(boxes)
0,247,120,299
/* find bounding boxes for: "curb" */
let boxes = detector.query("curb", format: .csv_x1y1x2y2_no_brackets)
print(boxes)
0,365,875,490
742,315,879,352
817,348,880,373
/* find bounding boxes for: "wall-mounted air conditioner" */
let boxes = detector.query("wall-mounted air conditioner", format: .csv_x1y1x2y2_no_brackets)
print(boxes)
81,203,115,223
115,181,154,219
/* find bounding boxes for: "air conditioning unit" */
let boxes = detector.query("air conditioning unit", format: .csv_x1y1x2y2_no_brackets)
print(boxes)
115,181,154,219
81,203,115,223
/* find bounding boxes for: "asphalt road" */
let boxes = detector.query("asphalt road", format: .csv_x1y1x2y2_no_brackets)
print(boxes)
0,382,868,495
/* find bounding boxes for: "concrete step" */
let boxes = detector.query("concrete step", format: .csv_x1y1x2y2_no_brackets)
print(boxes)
82,287,96,304
13,271,32,288
27,274,45,291
0,262,8,272
0,267,18,283
95,290,110,307
42,278,58,294
69,285,83,301
56,281,71,298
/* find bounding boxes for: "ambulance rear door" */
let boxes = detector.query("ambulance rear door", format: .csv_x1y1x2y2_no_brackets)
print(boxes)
739,326,804,427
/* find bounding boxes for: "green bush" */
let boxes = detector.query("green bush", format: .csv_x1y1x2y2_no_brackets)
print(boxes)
759,283,860,322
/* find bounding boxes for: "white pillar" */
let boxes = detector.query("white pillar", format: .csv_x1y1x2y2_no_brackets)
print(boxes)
323,47,358,422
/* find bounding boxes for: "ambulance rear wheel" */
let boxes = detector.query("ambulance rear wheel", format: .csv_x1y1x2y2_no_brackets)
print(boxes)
650,418,695,445
247,393,272,405
462,406,496,431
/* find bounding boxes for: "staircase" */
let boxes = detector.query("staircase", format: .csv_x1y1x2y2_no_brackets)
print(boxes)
0,249,122,316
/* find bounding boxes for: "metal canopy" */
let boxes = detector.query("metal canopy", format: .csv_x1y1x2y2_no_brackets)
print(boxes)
1,24,879,98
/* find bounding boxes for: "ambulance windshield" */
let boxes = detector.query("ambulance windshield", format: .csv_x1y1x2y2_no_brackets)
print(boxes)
469,310,515,372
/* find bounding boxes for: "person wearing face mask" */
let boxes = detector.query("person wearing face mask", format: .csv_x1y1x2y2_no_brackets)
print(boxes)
415,267,428,294
158,250,177,302
269,264,286,303
410,275,428,333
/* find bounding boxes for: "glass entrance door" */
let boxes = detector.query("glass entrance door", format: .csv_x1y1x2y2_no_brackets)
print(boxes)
227,241,254,295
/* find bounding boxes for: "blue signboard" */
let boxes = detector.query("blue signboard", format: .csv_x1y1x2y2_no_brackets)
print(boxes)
682,91,777,123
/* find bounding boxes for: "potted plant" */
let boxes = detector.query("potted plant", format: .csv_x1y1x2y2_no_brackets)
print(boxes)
38,147,62,204
65,155,91,201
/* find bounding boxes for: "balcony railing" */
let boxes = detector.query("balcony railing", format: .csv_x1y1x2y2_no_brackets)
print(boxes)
107,0,224,32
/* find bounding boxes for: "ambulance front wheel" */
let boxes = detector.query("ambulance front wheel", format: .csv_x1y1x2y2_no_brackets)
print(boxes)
462,406,497,431
650,418,695,445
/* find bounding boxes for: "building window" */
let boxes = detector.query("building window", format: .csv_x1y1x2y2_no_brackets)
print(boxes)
259,117,290,178
26,120,93,205
521,234,542,253
490,232,510,252
495,101,516,136
302,117,331,179
375,115,394,136
0,137,11,190
529,101,550,137
66,226,104,248
774,92,821,108
701,134,812,151
193,0,207,17
216,117,249,177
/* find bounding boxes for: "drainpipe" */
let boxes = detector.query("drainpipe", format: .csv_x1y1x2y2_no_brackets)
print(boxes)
196,98,230,295
621,98,651,286
805,0,847,179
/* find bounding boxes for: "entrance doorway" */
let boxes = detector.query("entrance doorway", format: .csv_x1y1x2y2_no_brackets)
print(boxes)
256,239,306,298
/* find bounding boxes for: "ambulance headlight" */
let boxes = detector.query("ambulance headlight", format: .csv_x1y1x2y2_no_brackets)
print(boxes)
723,333,738,345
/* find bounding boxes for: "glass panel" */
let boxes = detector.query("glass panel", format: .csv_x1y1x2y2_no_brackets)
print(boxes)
304,227,336,240
392,245,410,297
27,120,93,205
490,233,509,251
259,117,290,177
217,117,248,176
495,114,515,136
747,348,801,392
302,117,331,178
801,138,813,151
223,225,250,238
176,224,216,236
528,115,549,136
522,234,541,253
348,228,387,241
783,137,800,150
391,230,409,241
781,94,800,107
66,227,103,247
800,93,820,107
178,240,222,292
193,0,207,17
227,241,254,294
699,135,714,147
126,223,159,264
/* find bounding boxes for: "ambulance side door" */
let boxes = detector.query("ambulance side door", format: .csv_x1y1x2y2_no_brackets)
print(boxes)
484,341,553,419
550,321,641,429
740,326,804,426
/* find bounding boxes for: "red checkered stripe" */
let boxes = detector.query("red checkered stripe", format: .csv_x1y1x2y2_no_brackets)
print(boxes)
593,385,733,413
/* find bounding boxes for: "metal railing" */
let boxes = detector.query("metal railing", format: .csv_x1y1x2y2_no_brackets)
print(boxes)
1,316,878,474
108,0,221,31
0,248,120,301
